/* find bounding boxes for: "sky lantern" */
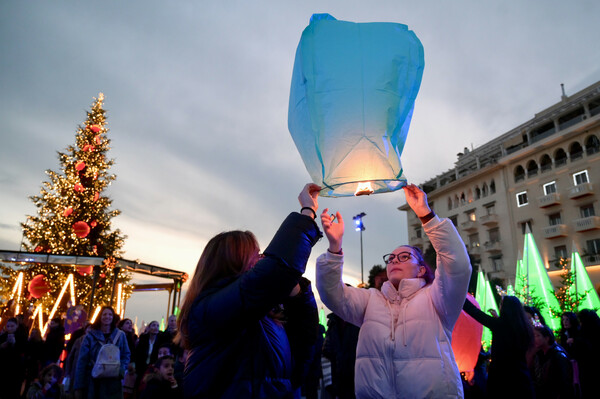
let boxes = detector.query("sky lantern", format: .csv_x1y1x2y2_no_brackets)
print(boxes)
288,13,425,197
569,242,600,315
452,294,483,373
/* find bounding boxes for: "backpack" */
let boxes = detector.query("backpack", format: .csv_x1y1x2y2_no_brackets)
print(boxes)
91,330,123,378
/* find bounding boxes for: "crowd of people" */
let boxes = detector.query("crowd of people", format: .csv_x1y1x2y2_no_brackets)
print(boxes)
0,310,184,399
2,182,600,398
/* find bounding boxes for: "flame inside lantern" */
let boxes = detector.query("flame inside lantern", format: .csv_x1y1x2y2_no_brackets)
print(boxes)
354,182,374,196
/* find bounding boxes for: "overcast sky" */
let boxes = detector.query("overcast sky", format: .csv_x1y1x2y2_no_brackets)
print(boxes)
1,1,599,326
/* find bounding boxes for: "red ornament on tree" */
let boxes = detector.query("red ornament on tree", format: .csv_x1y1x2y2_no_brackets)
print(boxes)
74,183,85,193
73,221,91,238
93,192,99,201
83,144,95,152
63,207,73,217
28,274,51,299
94,135,102,145
89,124,101,133
76,265,93,276
75,161,86,171
90,220,97,228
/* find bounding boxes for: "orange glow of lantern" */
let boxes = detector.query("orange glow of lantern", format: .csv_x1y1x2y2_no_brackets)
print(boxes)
452,294,484,373
354,182,374,196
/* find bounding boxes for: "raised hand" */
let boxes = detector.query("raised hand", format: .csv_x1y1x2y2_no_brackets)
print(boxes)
298,183,321,214
321,208,344,253
402,184,431,218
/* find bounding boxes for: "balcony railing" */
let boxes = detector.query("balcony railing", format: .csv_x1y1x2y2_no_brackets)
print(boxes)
480,214,499,226
484,241,502,253
573,216,600,232
569,183,594,199
460,220,478,232
542,224,568,239
537,193,561,208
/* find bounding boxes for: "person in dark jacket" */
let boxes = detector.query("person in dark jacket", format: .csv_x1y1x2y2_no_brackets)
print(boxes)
463,296,535,399
531,324,575,399
139,355,182,399
43,318,65,366
175,183,322,398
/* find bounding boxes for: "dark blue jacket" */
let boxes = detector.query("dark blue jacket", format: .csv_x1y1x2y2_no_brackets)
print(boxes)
184,212,321,398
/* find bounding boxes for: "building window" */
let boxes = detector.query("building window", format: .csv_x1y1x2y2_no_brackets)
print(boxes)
475,187,481,200
449,215,458,227
543,181,557,195
516,191,528,207
514,166,525,182
490,180,496,194
580,204,595,218
573,170,589,185
466,210,476,222
586,239,600,255
527,160,538,177
485,203,496,215
482,183,488,197
447,197,452,211
570,142,584,160
554,245,568,260
488,227,501,243
548,212,562,226
585,135,600,155
555,148,568,167
490,255,503,271
520,221,532,234
469,233,480,250
540,154,552,172
414,226,422,239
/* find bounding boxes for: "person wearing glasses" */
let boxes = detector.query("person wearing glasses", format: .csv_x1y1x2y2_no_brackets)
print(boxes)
316,184,472,398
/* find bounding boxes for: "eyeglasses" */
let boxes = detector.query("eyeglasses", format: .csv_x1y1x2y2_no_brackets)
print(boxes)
382,252,413,264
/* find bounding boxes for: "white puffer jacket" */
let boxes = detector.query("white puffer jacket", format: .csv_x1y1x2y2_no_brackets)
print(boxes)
317,216,471,399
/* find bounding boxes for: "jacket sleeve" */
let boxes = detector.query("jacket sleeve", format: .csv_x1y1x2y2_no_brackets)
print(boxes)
462,298,500,330
425,216,472,329
117,329,131,376
316,251,370,327
283,277,319,389
73,334,92,391
190,212,321,337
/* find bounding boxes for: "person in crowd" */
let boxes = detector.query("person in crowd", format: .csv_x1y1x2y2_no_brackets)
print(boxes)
137,343,174,394
117,318,138,354
43,318,66,367
24,328,46,395
175,183,322,398
161,315,177,343
64,324,91,396
463,295,535,398
0,317,27,399
322,311,359,399
523,305,546,327
316,184,472,398
172,349,188,390
134,320,164,388
73,306,130,399
531,324,575,399
367,264,388,290
138,355,182,399
577,309,600,398
26,363,65,399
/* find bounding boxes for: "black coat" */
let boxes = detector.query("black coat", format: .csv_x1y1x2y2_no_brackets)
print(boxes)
183,212,321,398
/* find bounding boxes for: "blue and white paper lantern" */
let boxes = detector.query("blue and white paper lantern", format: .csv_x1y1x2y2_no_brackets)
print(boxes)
288,14,424,197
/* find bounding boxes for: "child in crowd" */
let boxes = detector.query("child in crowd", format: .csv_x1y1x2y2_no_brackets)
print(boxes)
139,356,182,399
26,363,64,399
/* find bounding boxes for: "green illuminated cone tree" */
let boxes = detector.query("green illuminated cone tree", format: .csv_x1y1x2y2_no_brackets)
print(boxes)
0,93,131,316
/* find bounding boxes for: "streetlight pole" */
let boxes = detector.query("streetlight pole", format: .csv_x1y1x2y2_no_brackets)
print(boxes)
353,212,366,286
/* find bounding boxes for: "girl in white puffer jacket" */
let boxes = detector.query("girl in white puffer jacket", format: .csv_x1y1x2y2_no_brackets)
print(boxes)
317,184,472,399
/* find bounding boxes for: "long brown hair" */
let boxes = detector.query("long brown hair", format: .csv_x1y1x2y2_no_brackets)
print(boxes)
175,230,259,349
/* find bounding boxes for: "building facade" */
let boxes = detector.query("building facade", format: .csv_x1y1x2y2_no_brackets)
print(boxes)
400,80,600,288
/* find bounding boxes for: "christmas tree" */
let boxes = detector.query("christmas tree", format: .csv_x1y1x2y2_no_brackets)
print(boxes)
549,257,590,318
0,93,132,321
